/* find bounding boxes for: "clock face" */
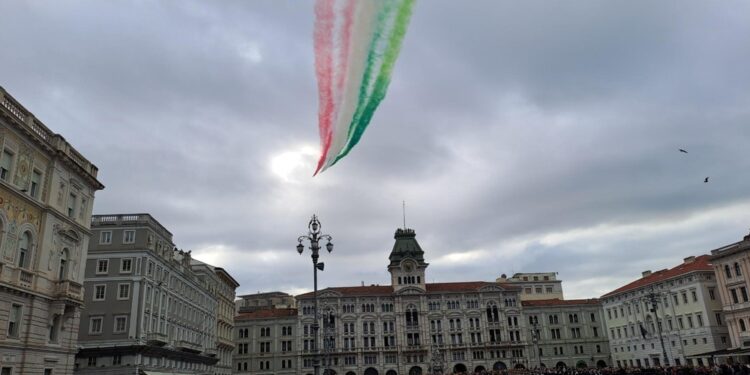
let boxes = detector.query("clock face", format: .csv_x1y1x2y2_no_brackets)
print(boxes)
404,264,413,272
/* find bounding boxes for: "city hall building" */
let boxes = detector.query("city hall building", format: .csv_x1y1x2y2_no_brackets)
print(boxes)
234,228,611,375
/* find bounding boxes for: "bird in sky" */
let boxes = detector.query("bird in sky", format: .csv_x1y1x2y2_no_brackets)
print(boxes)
704,177,709,183
679,149,688,153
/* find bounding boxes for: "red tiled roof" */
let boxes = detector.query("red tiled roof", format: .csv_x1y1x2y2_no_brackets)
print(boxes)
522,298,600,307
235,308,297,321
601,254,713,298
296,285,393,299
296,281,521,299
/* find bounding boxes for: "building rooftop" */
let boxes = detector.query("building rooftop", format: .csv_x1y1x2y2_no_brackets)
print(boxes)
601,254,713,298
91,213,173,242
235,308,298,321
710,231,750,260
388,228,428,268
522,298,600,307
296,281,520,299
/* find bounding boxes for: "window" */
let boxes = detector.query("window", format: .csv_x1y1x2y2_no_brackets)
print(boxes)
100,231,112,244
709,288,716,300
742,287,749,302
114,316,127,333
0,149,14,180
67,192,77,217
58,249,68,280
123,230,136,244
30,170,42,198
113,355,122,365
93,285,106,301
17,231,31,268
732,289,740,304
725,265,733,278
49,314,61,343
736,263,743,277
89,317,103,334
692,290,698,302
96,259,109,274
8,304,22,338
120,259,133,273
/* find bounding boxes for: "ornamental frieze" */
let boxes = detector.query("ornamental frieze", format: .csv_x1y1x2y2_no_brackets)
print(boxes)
0,188,42,261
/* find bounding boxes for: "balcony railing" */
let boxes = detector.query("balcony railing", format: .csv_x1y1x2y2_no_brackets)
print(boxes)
176,339,201,351
146,332,168,345
54,280,83,301
13,269,34,289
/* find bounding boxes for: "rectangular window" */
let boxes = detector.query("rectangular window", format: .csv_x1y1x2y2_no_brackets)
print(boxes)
692,290,698,302
8,304,22,338
0,149,14,181
732,289,740,304
114,316,127,333
120,258,133,273
30,170,42,198
709,288,716,300
96,259,109,274
93,285,106,301
67,193,77,218
123,230,136,244
100,231,112,245
89,317,103,334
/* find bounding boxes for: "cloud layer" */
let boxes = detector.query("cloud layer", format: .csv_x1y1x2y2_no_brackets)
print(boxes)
1,1,749,298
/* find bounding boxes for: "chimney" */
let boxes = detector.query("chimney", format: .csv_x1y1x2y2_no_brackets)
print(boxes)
684,256,696,264
642,270,652,278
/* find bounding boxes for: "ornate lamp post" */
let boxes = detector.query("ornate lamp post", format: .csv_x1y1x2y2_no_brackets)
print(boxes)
297,215,334,375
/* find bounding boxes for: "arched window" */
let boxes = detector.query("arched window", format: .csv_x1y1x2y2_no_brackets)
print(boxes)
736,263,743,277
417,276,420,284
741,319,747,332
725,265,732,278
398,276,402,285
59,248,69,280
18,231,31,268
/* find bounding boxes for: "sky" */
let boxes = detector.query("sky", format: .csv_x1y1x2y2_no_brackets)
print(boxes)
1,1,749,299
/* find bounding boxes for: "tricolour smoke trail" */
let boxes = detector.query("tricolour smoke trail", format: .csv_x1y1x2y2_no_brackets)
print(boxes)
334,0,415,165
313,0,415,174
313,0,336,174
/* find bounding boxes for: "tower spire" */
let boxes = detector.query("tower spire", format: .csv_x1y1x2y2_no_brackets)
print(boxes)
402,200,406,229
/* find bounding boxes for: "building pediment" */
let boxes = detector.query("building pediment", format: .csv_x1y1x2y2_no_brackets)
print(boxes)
396,286,425,295
479,285,504,293
318,290,343,298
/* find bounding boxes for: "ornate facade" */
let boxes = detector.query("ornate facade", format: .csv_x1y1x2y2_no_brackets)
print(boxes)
708,230,750,362
601,255,729,368
233,228,611,375
0,86,104,374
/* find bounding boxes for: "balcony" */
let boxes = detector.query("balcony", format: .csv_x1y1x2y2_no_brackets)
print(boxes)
12,269,34,289
204,347,218,357
146,332,168,345
176,339,201,352
217,336,234,348
54,280,83,302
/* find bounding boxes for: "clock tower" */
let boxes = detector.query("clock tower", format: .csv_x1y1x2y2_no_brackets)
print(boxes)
388,228,428,292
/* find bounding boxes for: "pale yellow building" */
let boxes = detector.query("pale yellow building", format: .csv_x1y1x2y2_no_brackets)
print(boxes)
0,86,104,374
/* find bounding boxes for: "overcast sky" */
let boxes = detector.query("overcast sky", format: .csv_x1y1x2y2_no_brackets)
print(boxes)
2,1,749,299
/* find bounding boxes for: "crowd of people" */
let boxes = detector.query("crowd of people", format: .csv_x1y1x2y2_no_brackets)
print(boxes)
446,364,750,375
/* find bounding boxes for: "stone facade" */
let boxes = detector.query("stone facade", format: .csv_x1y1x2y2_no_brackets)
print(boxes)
522,299,611,369
0,86,104,375
709,230,750,361
236,292,295,314
602,255,729,368
234,308,298,374
498,273,565,301
192,260,240,375
232,228,612,375
75,214,236,375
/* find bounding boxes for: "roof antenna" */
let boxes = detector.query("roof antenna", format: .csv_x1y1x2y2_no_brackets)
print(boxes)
402,200,407,229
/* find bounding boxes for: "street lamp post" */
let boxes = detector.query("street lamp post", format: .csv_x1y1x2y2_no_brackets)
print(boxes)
531,316,540,369
297,215,334,375
322,306,336,375
645,290,670,367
